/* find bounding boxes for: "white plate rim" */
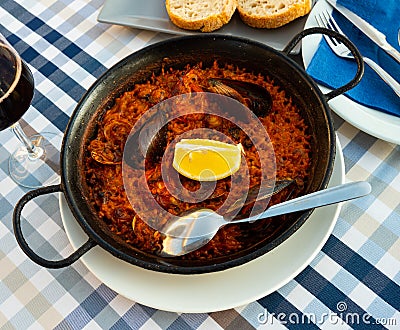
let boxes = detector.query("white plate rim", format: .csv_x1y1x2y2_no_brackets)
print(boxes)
302,0,400,145
59,139,344,313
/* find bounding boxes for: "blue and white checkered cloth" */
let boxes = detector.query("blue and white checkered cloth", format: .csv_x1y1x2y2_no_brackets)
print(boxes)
0,1,399,329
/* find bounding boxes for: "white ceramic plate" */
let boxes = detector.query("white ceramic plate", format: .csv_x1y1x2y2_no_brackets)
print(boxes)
97,0,309,51
302,0,400,145
60,139,344,313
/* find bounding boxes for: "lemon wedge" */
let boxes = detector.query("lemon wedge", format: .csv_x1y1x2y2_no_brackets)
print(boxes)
172,139,243,181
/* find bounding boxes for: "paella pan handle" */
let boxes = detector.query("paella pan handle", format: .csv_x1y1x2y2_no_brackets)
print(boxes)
282,27,364,101
13,185,97,269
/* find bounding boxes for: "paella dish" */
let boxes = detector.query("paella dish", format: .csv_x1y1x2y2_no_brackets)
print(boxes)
83,61,312,260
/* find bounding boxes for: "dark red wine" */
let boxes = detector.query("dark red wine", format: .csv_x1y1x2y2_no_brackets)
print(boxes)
0,45,34,131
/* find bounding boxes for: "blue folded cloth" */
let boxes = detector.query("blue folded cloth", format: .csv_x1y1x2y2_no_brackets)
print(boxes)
306,0,400,117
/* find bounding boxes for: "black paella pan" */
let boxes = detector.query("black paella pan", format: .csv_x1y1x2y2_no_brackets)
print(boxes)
13,28,364,274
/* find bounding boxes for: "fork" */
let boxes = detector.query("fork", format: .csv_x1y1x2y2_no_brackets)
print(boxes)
316,11,400,98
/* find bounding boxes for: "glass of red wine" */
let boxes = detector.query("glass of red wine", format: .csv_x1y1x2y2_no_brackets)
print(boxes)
0,33,60,188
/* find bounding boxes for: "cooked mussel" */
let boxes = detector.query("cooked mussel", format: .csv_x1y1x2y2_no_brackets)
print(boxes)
89,140,122,165
225,179,295,218
123,110,168,169
208,78,273,117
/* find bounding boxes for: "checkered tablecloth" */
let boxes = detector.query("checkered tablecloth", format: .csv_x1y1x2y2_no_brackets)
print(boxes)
1,1,399,329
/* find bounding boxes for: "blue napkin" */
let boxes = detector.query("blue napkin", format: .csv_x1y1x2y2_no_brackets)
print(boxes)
306,0,400,117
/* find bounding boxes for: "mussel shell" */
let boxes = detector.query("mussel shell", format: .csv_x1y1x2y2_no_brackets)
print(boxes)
208,78,273,117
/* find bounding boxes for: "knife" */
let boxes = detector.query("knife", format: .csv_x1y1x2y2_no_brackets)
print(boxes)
326,0,400,64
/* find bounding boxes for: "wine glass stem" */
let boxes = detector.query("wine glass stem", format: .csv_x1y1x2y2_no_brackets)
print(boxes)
11,122,44,159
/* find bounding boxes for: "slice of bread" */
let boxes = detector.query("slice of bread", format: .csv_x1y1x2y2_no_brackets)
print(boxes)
166,0,237,32
237,0,311,29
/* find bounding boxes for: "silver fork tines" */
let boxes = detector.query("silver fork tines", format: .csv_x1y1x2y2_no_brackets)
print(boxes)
316,12,344,50
316,10,400,97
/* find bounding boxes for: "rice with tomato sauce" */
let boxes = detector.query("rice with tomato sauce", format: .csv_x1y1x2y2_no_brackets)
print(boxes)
83,61,311,260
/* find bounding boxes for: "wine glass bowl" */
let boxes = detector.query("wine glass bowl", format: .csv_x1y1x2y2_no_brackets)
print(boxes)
0,32,60,188
0,41,33,129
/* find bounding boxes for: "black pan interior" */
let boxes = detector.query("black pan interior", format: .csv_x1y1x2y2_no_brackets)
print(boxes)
61,35,335,274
